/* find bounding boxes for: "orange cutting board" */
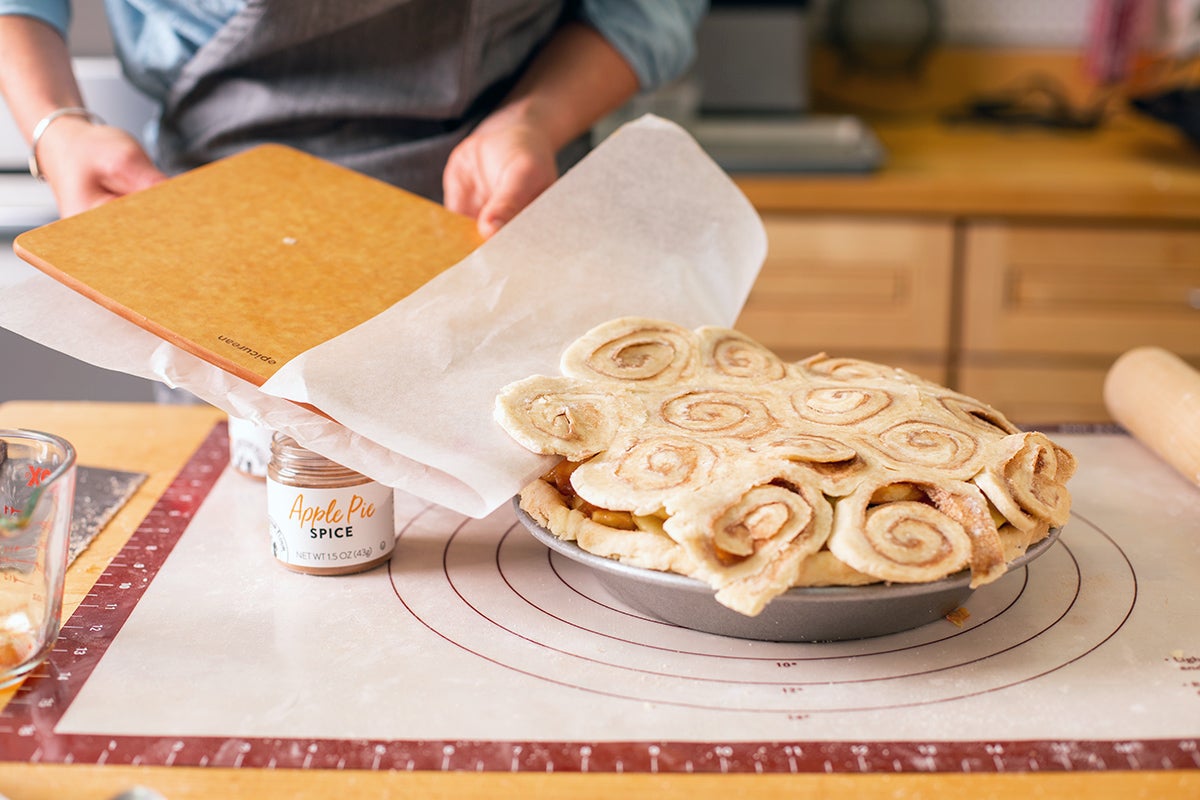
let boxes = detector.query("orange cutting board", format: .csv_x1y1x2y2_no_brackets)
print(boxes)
15,144,483,386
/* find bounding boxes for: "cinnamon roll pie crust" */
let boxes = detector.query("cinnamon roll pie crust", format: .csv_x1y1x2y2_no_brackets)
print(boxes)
497,318,1074,618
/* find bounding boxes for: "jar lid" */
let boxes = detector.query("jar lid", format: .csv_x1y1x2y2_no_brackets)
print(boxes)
268,434,366,486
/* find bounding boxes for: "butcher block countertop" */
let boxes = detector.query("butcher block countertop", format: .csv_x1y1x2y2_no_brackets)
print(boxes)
734,113,1200,222
733,45,1200,222
1,401,1198,800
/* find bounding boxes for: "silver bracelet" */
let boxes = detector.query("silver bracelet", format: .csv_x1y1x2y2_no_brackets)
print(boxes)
28,106,106,182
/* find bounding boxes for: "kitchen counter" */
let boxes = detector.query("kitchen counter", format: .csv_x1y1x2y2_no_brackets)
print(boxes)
1,400,1197,800
734,112,1200,222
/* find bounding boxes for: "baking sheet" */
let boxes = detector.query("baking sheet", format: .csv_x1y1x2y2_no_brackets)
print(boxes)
69,466,146,564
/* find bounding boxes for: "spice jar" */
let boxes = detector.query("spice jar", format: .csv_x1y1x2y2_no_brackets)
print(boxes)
266,434,395,575
228,415,274,478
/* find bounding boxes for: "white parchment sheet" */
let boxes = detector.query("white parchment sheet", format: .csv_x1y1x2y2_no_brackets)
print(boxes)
0,116,766,517
55,434,1200,743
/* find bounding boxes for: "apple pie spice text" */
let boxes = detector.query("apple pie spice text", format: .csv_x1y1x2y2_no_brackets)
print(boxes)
266,434,395,575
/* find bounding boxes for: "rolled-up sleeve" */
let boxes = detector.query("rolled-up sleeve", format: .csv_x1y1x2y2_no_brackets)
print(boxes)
579,0,707,91
0,0,71,36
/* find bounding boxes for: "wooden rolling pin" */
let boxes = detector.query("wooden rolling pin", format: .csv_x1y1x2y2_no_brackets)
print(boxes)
1104,347,1200,487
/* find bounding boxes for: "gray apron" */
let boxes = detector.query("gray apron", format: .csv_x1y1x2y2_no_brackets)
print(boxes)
154,0,570,201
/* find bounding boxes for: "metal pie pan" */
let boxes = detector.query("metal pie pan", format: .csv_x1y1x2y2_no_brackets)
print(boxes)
514,500,1061,642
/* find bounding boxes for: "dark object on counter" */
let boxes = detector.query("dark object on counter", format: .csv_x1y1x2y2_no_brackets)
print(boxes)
69,466,147,564
699,0,813,114
1130,87,1200,147
688,114,886,173
828,0,942,76
943,75,1107,132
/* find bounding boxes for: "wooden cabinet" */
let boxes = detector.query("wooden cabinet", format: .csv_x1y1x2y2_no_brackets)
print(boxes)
961,223,1200,359
735,215,954,385
958,222,1200,423
737,216,1200,425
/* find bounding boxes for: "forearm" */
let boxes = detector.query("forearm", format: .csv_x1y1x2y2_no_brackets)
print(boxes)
0,14,162,215
483,20,640,150
0,14,85,143
441,19,647,234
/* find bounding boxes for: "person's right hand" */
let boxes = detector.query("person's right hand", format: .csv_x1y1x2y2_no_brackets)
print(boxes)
35,116,166,217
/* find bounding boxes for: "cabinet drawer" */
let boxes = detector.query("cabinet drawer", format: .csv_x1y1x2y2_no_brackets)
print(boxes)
962,223,1200,358
957,364,1112,425
736,215,954,376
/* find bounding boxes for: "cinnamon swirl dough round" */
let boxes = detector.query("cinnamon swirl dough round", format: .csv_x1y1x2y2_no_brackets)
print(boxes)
496,317,1074,618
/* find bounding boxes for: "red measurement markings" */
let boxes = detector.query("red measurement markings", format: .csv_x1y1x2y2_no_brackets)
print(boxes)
0,421,228,762
25,465,51,487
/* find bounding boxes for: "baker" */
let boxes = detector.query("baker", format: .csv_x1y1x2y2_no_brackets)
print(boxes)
0,0,705,235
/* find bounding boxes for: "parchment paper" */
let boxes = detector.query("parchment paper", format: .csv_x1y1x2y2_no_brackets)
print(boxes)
0,116,766,517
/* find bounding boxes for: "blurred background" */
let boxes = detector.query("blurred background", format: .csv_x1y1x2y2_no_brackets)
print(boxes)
2,0,1198,426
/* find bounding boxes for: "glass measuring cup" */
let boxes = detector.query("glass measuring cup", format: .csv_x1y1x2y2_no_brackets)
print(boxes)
0,429,76,689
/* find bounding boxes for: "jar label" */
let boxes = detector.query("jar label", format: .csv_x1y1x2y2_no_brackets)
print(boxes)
266,480,395,569
229,416,274,477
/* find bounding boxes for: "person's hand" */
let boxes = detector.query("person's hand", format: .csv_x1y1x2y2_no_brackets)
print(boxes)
443,117,559,238
35,116,166,217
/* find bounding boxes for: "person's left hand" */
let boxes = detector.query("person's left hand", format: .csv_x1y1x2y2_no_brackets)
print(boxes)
443,117,558,238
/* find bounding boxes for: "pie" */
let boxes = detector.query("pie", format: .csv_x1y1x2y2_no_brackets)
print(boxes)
495,317,1075,617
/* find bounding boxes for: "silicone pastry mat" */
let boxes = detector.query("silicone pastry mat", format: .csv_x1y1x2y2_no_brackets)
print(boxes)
1,423,1198,774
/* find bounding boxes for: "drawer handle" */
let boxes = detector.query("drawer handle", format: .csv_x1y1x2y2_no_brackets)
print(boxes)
1191,288,1200,311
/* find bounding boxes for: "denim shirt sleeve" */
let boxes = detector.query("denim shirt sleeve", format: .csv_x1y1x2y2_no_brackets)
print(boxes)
578,0,708,90
102,0,245,100
0,0,71,35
